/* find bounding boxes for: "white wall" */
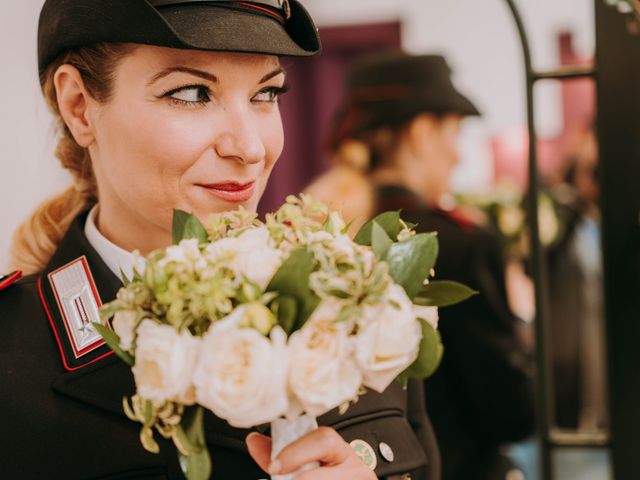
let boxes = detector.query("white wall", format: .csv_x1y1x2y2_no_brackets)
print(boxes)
0,0,594,272
1,0,68,272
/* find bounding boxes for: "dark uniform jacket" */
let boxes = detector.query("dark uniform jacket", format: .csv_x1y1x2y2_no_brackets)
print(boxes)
376,186,535,480
0,211,440,480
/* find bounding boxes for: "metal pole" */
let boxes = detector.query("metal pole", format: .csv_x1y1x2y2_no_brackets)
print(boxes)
501,1,554,479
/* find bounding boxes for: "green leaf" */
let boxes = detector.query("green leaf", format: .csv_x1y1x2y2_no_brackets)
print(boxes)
178,406,212,480
354,211,404,245
271,295,298,335
99,301,125,323
172,209,208,245
119,268,131,286
140,426,160,454
386,233,439,299
122,397,137,422
414,281,478,308
173,425,198,456
266,248,320,332
404,319,444,380
371,221,393,259
143,399,154,426
93,322,133,365
179,450,212,480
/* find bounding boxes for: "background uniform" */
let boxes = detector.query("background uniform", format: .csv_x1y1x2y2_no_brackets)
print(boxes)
376,185,535,480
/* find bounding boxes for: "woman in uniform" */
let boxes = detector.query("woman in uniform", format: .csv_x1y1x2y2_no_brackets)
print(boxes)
321,52,535,480
0,2,439,479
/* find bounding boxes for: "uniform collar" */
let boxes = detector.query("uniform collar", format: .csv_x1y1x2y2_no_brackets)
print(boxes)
84,205,137,281
376,184,426,212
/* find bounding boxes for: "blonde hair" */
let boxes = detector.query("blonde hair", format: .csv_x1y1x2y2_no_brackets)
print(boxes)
10,43,134,274
303,125,406,236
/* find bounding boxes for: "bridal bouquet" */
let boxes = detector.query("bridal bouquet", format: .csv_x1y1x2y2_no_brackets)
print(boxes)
96,195,474,480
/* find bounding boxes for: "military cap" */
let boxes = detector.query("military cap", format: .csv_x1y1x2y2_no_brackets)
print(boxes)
38,0,321,73
334,52,480,142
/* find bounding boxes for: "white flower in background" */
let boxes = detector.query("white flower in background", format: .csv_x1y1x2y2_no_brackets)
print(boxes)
538,197,560,246
205,227,282,289
413,305,439,330
288,298,362,417
497,205,524,237
193,310,289,428
112,310,139,351
355,284,422,392
132,319,201,405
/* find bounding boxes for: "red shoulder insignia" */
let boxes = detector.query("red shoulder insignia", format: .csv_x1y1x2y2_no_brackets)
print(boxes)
0,270,23,291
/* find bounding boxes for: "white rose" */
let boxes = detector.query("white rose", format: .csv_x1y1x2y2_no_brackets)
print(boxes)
132,319,200,405
413,305,439,329
355,284,422,393
193,310,289,428
164,239,201,263
112,310,138,351
288,298,362,417
206,227,282,289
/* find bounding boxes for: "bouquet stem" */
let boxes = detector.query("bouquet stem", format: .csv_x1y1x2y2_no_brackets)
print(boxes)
270,414,319,480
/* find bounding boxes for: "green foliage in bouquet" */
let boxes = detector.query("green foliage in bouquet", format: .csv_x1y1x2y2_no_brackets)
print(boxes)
355,211,476,382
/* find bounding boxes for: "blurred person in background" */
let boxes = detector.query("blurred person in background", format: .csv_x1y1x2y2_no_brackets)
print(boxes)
308,52,535,480
546,126,607,431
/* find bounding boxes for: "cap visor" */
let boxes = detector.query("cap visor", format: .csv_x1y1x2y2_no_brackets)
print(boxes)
158,4,316,56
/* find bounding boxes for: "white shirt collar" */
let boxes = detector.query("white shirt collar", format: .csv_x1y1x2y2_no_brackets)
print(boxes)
84,205,137,281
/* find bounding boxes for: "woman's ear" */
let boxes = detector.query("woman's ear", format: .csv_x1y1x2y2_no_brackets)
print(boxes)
54,64,95,148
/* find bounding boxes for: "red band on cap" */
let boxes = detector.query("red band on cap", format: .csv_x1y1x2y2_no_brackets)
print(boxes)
236,1,285,23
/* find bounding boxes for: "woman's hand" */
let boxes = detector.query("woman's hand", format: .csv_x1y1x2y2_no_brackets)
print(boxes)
246,427,376,479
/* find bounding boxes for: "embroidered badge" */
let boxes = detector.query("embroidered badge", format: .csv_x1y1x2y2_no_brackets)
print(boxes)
350,439,377,470
0,270,22,291
48,256,105,358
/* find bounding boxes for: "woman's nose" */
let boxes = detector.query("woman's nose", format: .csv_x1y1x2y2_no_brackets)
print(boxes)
214,110,266,165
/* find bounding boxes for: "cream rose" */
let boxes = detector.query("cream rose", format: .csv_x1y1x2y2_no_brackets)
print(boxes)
355,284,422,392
132,319,200,405
112,310,138,351
163,239,202,264
193,308,289,428
206,227,282,289
413,305,439,329
288,298,362,417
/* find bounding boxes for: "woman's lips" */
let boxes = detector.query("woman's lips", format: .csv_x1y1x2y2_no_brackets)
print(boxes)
198,181,256,203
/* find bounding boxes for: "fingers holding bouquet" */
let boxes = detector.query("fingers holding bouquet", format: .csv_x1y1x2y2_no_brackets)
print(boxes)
246,428,376,480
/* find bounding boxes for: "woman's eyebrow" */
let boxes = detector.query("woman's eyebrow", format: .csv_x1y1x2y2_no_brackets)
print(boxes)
260,67,285,84
147,66,218,86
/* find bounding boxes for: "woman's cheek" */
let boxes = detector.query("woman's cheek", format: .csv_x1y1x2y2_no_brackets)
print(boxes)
261,114,285,167
133,113,213,170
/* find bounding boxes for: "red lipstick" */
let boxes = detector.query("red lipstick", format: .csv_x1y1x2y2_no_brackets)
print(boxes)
198,181,256,203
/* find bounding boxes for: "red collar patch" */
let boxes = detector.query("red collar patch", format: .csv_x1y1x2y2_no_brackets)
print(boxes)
0,270,22,291
39,257,113,371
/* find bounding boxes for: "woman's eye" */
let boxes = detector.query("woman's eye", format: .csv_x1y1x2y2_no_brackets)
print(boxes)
253,86,289,104
165,85,211,105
